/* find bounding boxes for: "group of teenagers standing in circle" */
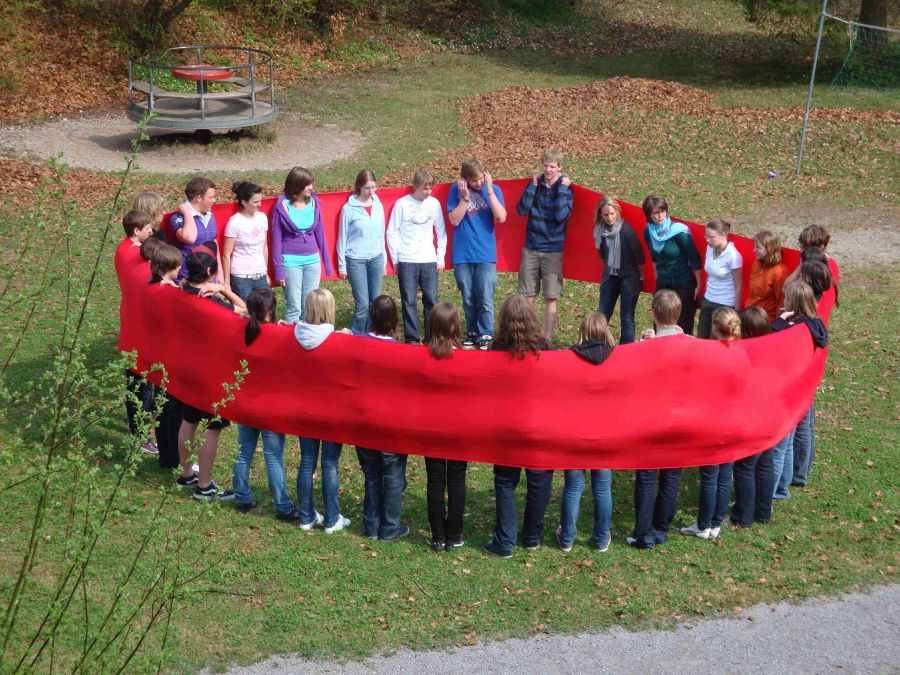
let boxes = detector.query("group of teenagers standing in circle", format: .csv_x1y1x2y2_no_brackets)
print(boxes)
121,145,837,555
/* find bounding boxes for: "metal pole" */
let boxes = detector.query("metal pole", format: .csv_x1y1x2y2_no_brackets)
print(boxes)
796,0,829,176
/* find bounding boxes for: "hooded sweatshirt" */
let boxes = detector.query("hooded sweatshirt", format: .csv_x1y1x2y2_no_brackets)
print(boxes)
270,192,334,282
294,321,334,350
337,194,387,273
772,315,828,348
570,339,614,365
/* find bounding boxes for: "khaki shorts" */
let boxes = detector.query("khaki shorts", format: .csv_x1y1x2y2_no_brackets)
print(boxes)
518,248,563,300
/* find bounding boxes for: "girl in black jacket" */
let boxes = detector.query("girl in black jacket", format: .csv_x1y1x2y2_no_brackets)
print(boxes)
594,197,645,344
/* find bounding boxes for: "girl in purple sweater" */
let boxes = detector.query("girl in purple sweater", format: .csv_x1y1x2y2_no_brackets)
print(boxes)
271,167,334,324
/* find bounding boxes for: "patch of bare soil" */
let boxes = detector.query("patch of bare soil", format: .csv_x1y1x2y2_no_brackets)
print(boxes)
728,202,900,268
0,110,363,174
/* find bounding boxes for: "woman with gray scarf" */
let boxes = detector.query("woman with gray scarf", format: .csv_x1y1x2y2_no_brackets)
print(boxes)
593,196,645,344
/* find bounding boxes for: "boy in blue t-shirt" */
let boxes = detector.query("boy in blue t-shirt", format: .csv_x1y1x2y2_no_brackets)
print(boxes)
446,159,507,350
168,176,219,281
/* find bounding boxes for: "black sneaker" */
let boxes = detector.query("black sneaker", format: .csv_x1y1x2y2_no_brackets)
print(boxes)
192,482,234,501
430,539,446,553
462,335,477,350
176,472,199,489
275,508,301,522
478,335,492,350
446,538,465,551
235,499,258,513
380,523,410,542
483,540,513,559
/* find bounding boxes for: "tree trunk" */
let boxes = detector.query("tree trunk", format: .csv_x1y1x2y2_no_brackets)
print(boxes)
858,0,888,45
858,0,887,27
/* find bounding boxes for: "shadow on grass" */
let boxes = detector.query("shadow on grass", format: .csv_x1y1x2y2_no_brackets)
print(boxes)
475,34,845,91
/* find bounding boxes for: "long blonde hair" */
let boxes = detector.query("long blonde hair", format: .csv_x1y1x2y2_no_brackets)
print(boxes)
594,196,622,226
578,312,615,347
304,288,336,325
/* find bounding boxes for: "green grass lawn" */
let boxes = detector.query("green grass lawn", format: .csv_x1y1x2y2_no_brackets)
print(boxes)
1,1,898,671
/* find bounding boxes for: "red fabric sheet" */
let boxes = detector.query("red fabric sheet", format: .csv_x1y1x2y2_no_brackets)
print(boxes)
121,179,836,470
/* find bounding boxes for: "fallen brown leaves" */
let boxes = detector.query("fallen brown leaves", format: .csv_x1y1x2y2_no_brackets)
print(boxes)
1,157,171,211
0,7,428,126
0,11,127,123
388,76,900,183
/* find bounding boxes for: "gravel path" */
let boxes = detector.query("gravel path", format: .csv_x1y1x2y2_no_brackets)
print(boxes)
220,585,900,674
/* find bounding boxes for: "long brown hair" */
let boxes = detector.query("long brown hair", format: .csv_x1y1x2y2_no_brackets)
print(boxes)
354,169,376,195
494,294,545,358
784,281,819,319
425,302,462,359
753,230,783,267
284,166,314,203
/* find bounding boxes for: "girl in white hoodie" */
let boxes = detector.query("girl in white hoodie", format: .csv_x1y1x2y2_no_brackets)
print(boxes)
293,289,352,533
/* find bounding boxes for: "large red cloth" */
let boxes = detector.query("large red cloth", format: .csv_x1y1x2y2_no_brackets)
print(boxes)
120,179,836,470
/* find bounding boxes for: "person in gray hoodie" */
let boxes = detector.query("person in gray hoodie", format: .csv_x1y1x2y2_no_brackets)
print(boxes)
293,289,352,533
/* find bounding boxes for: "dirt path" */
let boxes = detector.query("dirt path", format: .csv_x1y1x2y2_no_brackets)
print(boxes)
218,584,900,674
0,110,363,173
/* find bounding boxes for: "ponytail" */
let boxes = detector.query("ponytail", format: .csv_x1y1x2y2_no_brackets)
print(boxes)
245,315,263,346
244,289,277,345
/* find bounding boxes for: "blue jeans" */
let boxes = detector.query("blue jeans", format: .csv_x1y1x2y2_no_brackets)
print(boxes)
697,463,734,529
229,274,268,303
232,424,293,515
632,469,681,548
346,254,384,335
297,438,343,528
598,276,640,344
771,427,796,500
283,261,321,323
490,466,553,552
559,469,612,548
731,449,775,527
792,404,816,486
397,262,438,343
356,447,408,540
454,262,497,337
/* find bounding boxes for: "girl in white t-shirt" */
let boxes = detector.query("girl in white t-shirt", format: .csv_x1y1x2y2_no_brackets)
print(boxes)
223,181,270,302
697,219,743,339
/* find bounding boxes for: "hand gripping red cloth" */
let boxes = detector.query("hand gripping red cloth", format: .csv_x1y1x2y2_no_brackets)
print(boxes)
118,179,837,470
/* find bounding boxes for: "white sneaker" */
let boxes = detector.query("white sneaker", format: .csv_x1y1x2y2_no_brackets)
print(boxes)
679,522,712,539
299,511,324,531
325,515,351,534
709,526,721,539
